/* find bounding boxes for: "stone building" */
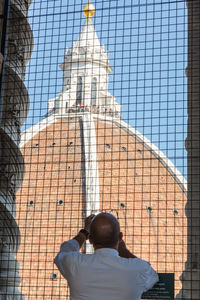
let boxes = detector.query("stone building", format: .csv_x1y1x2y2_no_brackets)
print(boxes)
178,1,200,299
0,0,33,298
15,3,188,299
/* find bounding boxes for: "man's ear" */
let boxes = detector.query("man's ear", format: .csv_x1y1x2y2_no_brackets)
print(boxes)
119,232,123,242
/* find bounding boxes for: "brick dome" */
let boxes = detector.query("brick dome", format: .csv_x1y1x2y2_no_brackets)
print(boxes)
16,6,187,298
16,114,187,299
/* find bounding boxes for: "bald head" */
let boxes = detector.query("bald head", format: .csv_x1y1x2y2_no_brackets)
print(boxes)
89,213,121,248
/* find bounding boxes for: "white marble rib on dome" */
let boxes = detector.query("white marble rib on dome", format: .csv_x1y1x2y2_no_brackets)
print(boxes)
20,115,56,148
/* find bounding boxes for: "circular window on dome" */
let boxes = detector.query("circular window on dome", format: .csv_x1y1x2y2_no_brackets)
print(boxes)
28,200,34,207
57,199,64,206
105,143,111,149
146,206,153,212
50,273,58,281
121,146,127,152
119,202,126,209
68,141,73,146
173,208,179,216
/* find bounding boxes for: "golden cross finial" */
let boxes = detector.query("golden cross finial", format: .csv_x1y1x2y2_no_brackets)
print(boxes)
83,0,95,19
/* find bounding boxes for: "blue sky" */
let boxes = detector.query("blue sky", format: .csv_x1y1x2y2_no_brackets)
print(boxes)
24,0,188,177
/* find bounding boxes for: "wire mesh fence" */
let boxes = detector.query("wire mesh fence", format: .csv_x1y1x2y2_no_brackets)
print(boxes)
0,0,197,299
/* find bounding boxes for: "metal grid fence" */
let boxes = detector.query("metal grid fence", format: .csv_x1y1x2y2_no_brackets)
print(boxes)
0,0,199,299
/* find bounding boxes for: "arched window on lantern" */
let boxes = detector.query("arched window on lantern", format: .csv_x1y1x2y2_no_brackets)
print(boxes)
91,77,97,106
76,77,83,105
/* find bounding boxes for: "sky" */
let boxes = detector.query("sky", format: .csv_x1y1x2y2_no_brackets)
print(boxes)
23,0,188,177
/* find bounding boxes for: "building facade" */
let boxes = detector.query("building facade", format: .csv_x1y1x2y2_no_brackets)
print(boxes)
179,1,200,299
0,0,33,298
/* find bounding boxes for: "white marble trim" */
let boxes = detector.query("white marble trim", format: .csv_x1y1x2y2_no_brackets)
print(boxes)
20,115,56,148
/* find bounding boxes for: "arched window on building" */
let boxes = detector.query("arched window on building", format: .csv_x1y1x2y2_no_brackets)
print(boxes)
91,77,97,106
65,78,70,90
65,102,68,113
76,77,83,105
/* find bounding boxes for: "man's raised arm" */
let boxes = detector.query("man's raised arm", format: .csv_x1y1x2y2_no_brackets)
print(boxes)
54,215,94,278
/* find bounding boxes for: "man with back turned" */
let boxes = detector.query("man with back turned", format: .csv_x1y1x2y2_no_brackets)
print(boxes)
54,212,158,300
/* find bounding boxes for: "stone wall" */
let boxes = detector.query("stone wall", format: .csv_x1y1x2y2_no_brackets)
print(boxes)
0,0,6,75
177,1,200,299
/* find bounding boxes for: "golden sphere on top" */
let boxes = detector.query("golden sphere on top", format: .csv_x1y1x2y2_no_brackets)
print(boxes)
83,1,95,19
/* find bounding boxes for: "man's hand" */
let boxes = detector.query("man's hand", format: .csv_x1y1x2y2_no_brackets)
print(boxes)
73,214,95,249
118,239,127,251
84,214,95,232
118,239,137,259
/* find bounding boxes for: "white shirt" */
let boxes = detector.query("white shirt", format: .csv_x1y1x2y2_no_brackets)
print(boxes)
54,239,159,300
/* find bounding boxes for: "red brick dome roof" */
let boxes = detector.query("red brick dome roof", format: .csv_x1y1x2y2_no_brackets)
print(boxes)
17,115,187,298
